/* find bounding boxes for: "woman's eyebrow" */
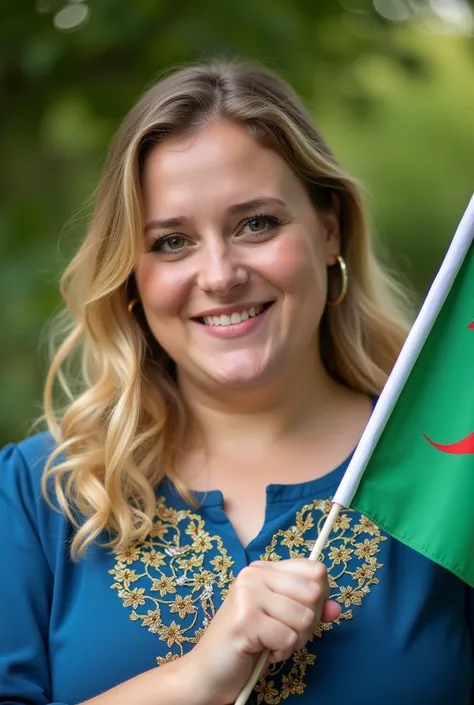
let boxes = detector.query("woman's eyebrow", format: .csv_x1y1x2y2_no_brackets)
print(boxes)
227,196,287,214
144,215,192,232
144,197,287,233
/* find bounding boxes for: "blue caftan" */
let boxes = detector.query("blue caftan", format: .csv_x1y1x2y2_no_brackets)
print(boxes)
0,432,472,704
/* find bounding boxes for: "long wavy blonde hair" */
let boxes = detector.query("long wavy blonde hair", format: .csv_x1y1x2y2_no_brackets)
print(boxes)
42,59,414,558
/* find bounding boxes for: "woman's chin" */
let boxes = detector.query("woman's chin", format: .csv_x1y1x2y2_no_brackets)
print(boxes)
202,359,274,389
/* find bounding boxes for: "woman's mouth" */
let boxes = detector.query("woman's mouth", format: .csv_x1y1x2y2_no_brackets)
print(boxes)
192,301,275,338
197,302,273,327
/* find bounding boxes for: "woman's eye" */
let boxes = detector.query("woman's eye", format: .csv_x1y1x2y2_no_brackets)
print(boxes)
240,214,281,236
149,234,188,254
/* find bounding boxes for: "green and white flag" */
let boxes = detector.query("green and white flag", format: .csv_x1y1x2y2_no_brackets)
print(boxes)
333,195,474,586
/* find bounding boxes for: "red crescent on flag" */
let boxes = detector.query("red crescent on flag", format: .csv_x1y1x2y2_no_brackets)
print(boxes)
424,432,474,454
423,319,474,454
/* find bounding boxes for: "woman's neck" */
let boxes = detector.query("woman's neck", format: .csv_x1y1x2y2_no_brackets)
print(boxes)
178,351,352,458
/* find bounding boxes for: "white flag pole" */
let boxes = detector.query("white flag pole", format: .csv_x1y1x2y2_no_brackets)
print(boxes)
235,193,474,705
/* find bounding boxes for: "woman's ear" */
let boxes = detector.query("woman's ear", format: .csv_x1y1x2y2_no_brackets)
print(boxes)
322,193,342,264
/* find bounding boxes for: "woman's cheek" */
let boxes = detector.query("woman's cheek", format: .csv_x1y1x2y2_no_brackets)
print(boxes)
263,234,324,296
136,257,190,318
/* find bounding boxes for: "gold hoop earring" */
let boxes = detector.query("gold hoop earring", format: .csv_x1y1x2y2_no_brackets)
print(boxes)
327,254,348,307
127,298,140,314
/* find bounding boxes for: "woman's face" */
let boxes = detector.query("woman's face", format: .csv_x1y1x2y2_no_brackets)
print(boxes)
135,121,340,390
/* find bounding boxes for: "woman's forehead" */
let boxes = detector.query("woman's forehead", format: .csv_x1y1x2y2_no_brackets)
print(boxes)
141,122,305,219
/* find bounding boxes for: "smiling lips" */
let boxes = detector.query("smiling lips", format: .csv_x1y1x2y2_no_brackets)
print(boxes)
193,302,274,338
201,303,265,327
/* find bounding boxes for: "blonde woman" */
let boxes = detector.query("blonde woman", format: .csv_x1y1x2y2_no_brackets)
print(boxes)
1,60,472,705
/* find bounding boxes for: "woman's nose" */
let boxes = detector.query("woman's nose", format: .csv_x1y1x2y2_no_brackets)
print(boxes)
196,243,248,295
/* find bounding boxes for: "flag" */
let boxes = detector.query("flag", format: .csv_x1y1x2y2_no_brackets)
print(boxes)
333,195,474,586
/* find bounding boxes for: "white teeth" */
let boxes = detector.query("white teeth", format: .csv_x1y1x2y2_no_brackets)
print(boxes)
202,304,266,326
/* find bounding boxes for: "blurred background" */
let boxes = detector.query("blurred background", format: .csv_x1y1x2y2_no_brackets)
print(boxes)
1,0,473,444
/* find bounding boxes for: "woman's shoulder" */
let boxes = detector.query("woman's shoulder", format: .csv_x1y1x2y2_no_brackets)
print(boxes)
1,429,56,475
4,429,56,458
0,431,59,515
0,431,71,583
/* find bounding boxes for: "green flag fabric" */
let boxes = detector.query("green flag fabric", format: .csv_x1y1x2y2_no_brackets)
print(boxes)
349,243,474,585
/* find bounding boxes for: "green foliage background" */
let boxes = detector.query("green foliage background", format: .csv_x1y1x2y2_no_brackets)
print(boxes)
1,0,473,443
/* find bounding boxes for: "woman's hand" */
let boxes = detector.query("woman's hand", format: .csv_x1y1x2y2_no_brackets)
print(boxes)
182,559,341,705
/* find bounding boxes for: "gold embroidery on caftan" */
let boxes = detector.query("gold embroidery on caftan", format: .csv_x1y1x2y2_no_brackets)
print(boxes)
110,496,385,702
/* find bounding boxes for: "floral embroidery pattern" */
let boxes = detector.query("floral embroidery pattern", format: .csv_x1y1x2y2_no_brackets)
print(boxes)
256,499,386,702
109,496,236,665
110,496,385,701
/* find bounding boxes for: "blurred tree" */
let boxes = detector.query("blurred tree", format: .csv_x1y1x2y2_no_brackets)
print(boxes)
316,27,474,293
0,0,473,442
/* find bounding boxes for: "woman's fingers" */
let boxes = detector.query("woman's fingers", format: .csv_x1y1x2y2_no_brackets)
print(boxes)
248,613,300,658
321,599,342,623
259,592,320,635
251,558,327,578
243,559,335,662
185,556,338,702
249,559,330,606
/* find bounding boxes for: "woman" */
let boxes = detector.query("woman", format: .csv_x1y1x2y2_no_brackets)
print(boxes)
0,60,472,705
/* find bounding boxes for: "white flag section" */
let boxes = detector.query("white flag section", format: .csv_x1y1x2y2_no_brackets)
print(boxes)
333,193,474,507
